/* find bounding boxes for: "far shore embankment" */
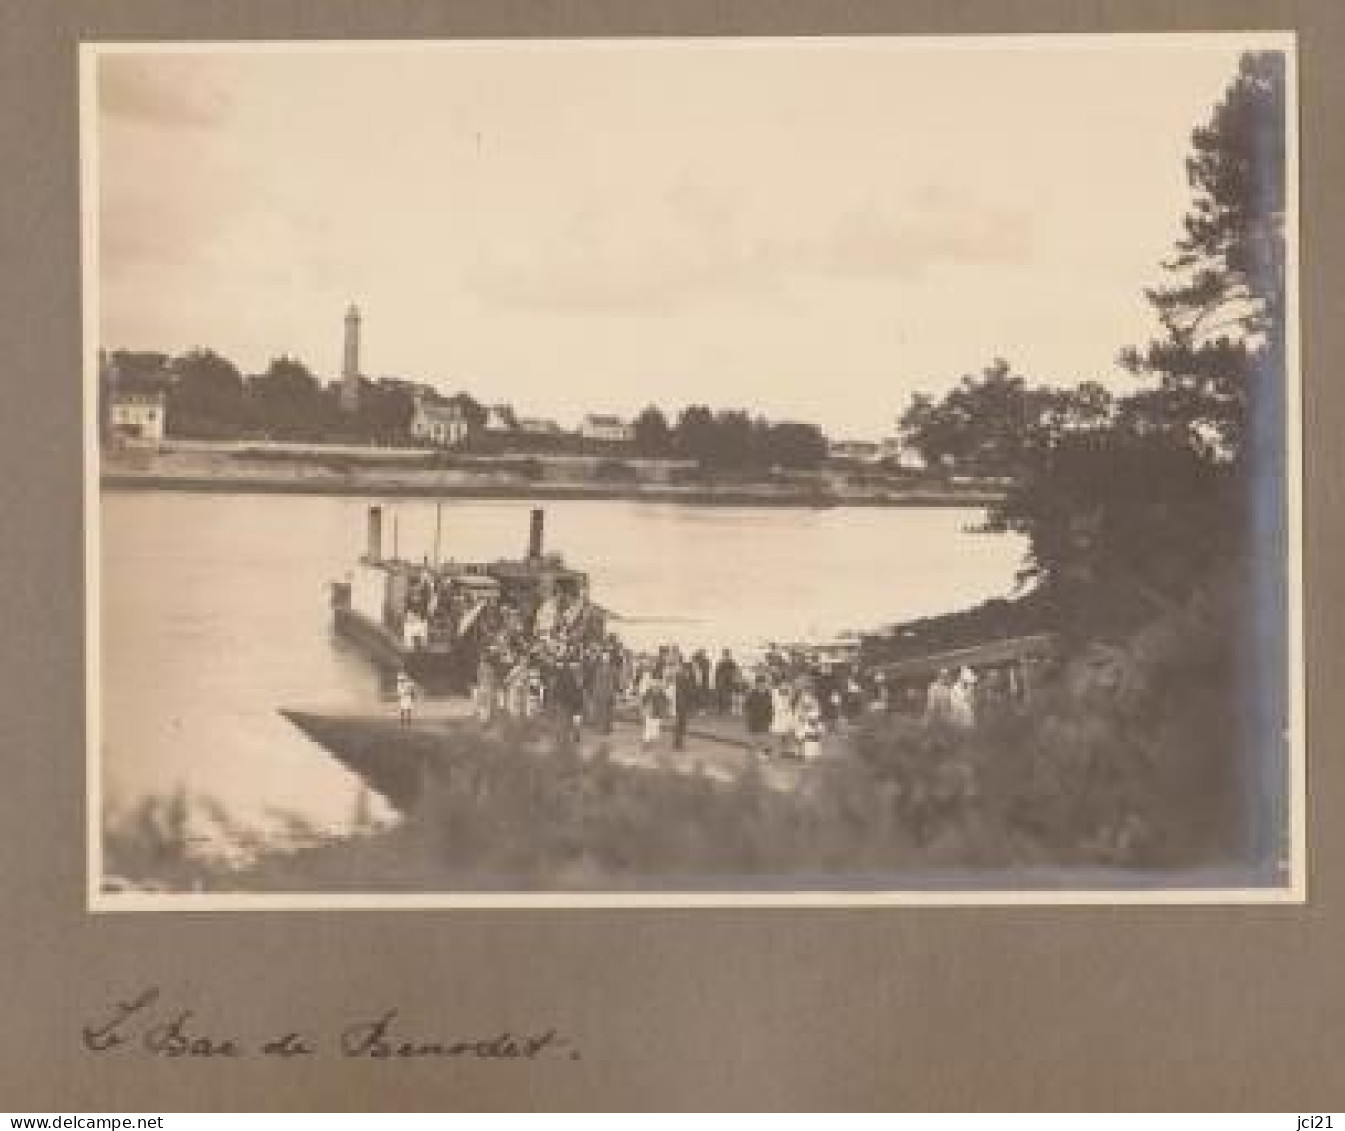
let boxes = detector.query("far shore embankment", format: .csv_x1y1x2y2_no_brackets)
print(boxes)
100,442,1008,508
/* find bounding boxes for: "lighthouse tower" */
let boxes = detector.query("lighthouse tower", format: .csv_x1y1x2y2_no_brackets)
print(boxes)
339,303,361,412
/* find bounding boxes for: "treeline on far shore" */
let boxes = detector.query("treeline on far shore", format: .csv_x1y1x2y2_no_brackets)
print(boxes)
101,349,843,472
199,443,972,489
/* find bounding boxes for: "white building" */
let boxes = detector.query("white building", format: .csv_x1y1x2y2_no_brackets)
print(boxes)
411,399,473,447
580,414,633,443
881,436,927,469
484,404,516,433
108,390,166,447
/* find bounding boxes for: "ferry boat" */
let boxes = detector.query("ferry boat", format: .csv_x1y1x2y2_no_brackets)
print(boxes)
329,505,602,692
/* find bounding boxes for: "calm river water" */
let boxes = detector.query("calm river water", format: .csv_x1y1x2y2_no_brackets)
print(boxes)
99,492,1027,838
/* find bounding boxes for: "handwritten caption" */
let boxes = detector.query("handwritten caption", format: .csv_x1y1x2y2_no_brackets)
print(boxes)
82,987,580,1062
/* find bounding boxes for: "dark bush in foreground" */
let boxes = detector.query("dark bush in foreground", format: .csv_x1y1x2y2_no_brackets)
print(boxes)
855,570,1274,870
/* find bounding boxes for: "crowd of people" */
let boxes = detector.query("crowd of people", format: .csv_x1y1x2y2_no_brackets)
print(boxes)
513,639,878,761
464,579,620,741
398,566,606,655
446,619,864,759
391,566,1036,758
470,636,747,752
729,646,870,760
919,663,1032,730
614,647,1035,756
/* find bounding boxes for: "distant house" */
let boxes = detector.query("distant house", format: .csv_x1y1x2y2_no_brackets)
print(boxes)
108,390,166,447
580,414,633,443
410,398,473,447
517,417,563,436
881,436,926,469
828,439,883,463
484,404,516,433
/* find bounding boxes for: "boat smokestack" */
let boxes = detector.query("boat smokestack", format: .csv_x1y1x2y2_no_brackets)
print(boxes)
367,505,383,563
528,508,545,560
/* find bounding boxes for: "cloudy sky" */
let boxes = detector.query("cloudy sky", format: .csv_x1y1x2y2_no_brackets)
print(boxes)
91,37,1265,437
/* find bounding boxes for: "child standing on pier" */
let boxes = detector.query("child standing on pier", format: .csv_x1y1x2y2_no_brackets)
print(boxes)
395,671,418,726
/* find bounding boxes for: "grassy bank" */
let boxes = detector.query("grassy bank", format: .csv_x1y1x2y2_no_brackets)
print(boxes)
100,446,1006,508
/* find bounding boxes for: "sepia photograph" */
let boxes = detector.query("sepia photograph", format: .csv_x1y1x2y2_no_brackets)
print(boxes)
85,34,1301,907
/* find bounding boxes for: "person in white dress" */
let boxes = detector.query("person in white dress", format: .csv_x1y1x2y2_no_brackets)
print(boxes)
948,666,978,730
770,681,796,758
925,669,953,726
795,692,824,761
638,665,665,748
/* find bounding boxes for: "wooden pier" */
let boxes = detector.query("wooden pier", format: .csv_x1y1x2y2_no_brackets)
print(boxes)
871,631,1060,687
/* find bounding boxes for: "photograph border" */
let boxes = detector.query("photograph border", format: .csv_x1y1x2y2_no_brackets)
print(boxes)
82,31,1306,912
